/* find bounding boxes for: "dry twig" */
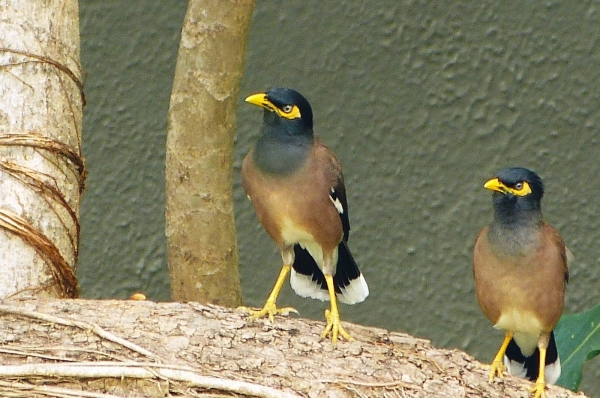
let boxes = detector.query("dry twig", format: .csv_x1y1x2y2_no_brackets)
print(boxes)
0,380,122,398
0,304,158,360
0,362,302,398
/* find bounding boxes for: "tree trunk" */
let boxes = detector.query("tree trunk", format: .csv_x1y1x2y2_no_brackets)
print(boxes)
0,0,84,299
166,0,254,306
0,298,585,398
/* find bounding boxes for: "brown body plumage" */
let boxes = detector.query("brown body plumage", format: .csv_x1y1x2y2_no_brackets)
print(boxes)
474,223,567,336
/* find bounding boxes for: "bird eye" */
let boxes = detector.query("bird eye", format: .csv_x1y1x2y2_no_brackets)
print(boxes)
282,105,293,113
515,182,523,190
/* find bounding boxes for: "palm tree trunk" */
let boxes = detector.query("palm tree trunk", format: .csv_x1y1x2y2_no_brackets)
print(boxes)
0,0,84,299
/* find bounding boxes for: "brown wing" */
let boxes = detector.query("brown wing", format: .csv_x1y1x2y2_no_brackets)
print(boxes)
541,222,569,287
313,139,351,242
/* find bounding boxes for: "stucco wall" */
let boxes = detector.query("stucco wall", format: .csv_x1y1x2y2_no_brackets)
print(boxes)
78,2,600,395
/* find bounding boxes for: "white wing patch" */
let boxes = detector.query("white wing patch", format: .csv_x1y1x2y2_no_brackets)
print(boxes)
566,246,574,267
329,188,344,214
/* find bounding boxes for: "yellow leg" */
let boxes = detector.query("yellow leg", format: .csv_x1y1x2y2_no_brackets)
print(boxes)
321,274,354,346
530,346,547,398
238,264,298,323
489,331,513,382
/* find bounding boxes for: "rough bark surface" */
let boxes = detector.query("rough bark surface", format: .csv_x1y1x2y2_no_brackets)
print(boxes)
0,0,84,299
0,298,586,398
165,0,255,306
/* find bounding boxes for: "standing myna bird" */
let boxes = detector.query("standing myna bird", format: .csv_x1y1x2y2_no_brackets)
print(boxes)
473,167,568,398
238,87,368,345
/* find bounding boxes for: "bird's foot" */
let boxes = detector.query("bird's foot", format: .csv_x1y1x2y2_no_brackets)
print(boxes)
237,301,298,323
529,380,547,398
487,359,506,382
321,309,354,347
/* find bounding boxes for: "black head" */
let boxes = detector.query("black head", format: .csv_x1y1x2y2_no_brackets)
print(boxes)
484,167,544,224
245,88,314,135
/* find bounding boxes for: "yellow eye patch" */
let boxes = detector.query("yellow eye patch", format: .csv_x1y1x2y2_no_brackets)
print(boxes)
274,104,301,120
484,178,532,196
510,181,532,196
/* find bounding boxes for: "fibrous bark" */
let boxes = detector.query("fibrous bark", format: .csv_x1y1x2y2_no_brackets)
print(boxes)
0,0,84,299
0,298,585,398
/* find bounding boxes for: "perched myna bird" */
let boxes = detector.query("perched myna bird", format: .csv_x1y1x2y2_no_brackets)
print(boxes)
473,167,568,398
239,87,368,345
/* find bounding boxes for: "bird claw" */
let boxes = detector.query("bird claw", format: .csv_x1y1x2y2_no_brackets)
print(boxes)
529,380,546,398
487,359,506,382
237,302,298,323
321,309,354,347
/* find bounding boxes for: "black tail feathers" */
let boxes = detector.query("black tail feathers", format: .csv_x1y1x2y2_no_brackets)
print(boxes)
292,241,361,294
505,331,560,383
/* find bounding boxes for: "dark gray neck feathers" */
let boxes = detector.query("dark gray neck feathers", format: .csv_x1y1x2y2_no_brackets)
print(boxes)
253,134,311,176
252,113,313,176
488,200,543,257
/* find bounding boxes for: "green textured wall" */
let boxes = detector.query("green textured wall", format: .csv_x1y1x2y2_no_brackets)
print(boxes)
79,2,600,395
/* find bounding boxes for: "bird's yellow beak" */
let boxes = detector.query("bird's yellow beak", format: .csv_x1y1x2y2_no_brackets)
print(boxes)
484,178,505,193
245,93,273,110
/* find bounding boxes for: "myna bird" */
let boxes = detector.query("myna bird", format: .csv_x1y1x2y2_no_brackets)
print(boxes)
473,167,568,398
238,87,368,345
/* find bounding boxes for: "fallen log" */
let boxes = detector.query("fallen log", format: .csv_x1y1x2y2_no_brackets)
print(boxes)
0,298,585,397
